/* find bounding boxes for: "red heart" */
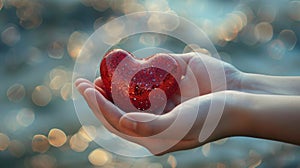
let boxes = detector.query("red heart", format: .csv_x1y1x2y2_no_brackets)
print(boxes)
97,49,181,114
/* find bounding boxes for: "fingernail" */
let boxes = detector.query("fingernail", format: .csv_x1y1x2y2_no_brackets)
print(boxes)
121,118,137,131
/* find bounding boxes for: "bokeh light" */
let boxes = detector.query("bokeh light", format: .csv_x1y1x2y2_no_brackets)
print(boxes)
8,140,25,158
0,0,300,167
69,133,89,152
48,128,67,148
67,31,89,59
267,40,286,60
0,133,10,151
32,135,50,153
202,143,211,157
32,85,52,106
1,26,20,46
7,83,25,102
88,148,112,166
0,0,3,11
254,22,273,43
288,1,300,21
48,41,65,59
30,154,56,168
167,155,177,168
278,29,297,51
77,125,96,142
16,108,35,127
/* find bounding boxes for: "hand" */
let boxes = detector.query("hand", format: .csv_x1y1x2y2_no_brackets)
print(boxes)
74,52,242,155
75,78,237,155
170,52,242,97
94,52,243,113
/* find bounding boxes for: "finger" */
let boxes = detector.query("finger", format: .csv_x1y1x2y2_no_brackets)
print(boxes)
81,85,150,147
94,84,109,100
93,77,111,100
119,112,176,137
94,77,105,88
74,78,93,87
76,82,94,95
84,88,124,130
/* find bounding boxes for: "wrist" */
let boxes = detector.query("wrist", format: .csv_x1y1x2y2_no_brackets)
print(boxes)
225,67,244,92
222,91,254,137
239,73,279,94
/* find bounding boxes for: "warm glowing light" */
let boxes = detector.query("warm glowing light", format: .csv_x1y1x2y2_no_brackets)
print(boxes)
7,83,25,102
257,5,276,23
213,138,228,145
145,0,170,11
240,24,258,46
49,68,67,80
88,148,112,166
60,83,72,101
48,41,64,59
161,11,180,32
147,11,180,32
48,128,67,147
183,44,211,55
267,40,286,60
16,108,35,127
233,11,248,27
217,163,226,168
32,85,52,106
0,133,10,151
202,143,211,157
1,26,21,46
103,18,125,45
219,19,239,42
167,155,177,168
8,140,25,158
67,31,88,59
254,22,273,43
50,76,65,90
90,0,110,12
78,125,97,142
123,1,145,14
0,0,3,11
32,134,50,153
248,150,262,168
69,134,89,152
278,29,297,51
30,154,57,168
139,33,162,47
288,1,300,21
15,0,43,29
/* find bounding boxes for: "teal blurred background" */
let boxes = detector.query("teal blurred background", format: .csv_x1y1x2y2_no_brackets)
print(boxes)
1,0,300,167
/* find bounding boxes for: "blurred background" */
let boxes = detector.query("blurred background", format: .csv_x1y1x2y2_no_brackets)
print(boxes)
1,0,300,167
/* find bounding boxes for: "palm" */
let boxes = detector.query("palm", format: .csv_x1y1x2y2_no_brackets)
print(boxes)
94,52,240,113
173,52,240,95
166,52,240,111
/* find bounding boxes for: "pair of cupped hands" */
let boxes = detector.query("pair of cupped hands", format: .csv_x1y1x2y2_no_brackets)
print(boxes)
75,52,242,155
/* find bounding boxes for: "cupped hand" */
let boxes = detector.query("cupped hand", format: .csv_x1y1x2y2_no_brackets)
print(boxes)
75,80,233,155
74,52,240,155
170,52,242,97
95,52,242,112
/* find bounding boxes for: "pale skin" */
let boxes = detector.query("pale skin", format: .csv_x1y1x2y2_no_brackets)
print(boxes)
75,52,300,155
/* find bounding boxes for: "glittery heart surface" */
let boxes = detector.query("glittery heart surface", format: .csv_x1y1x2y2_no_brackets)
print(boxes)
97,49,181,114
